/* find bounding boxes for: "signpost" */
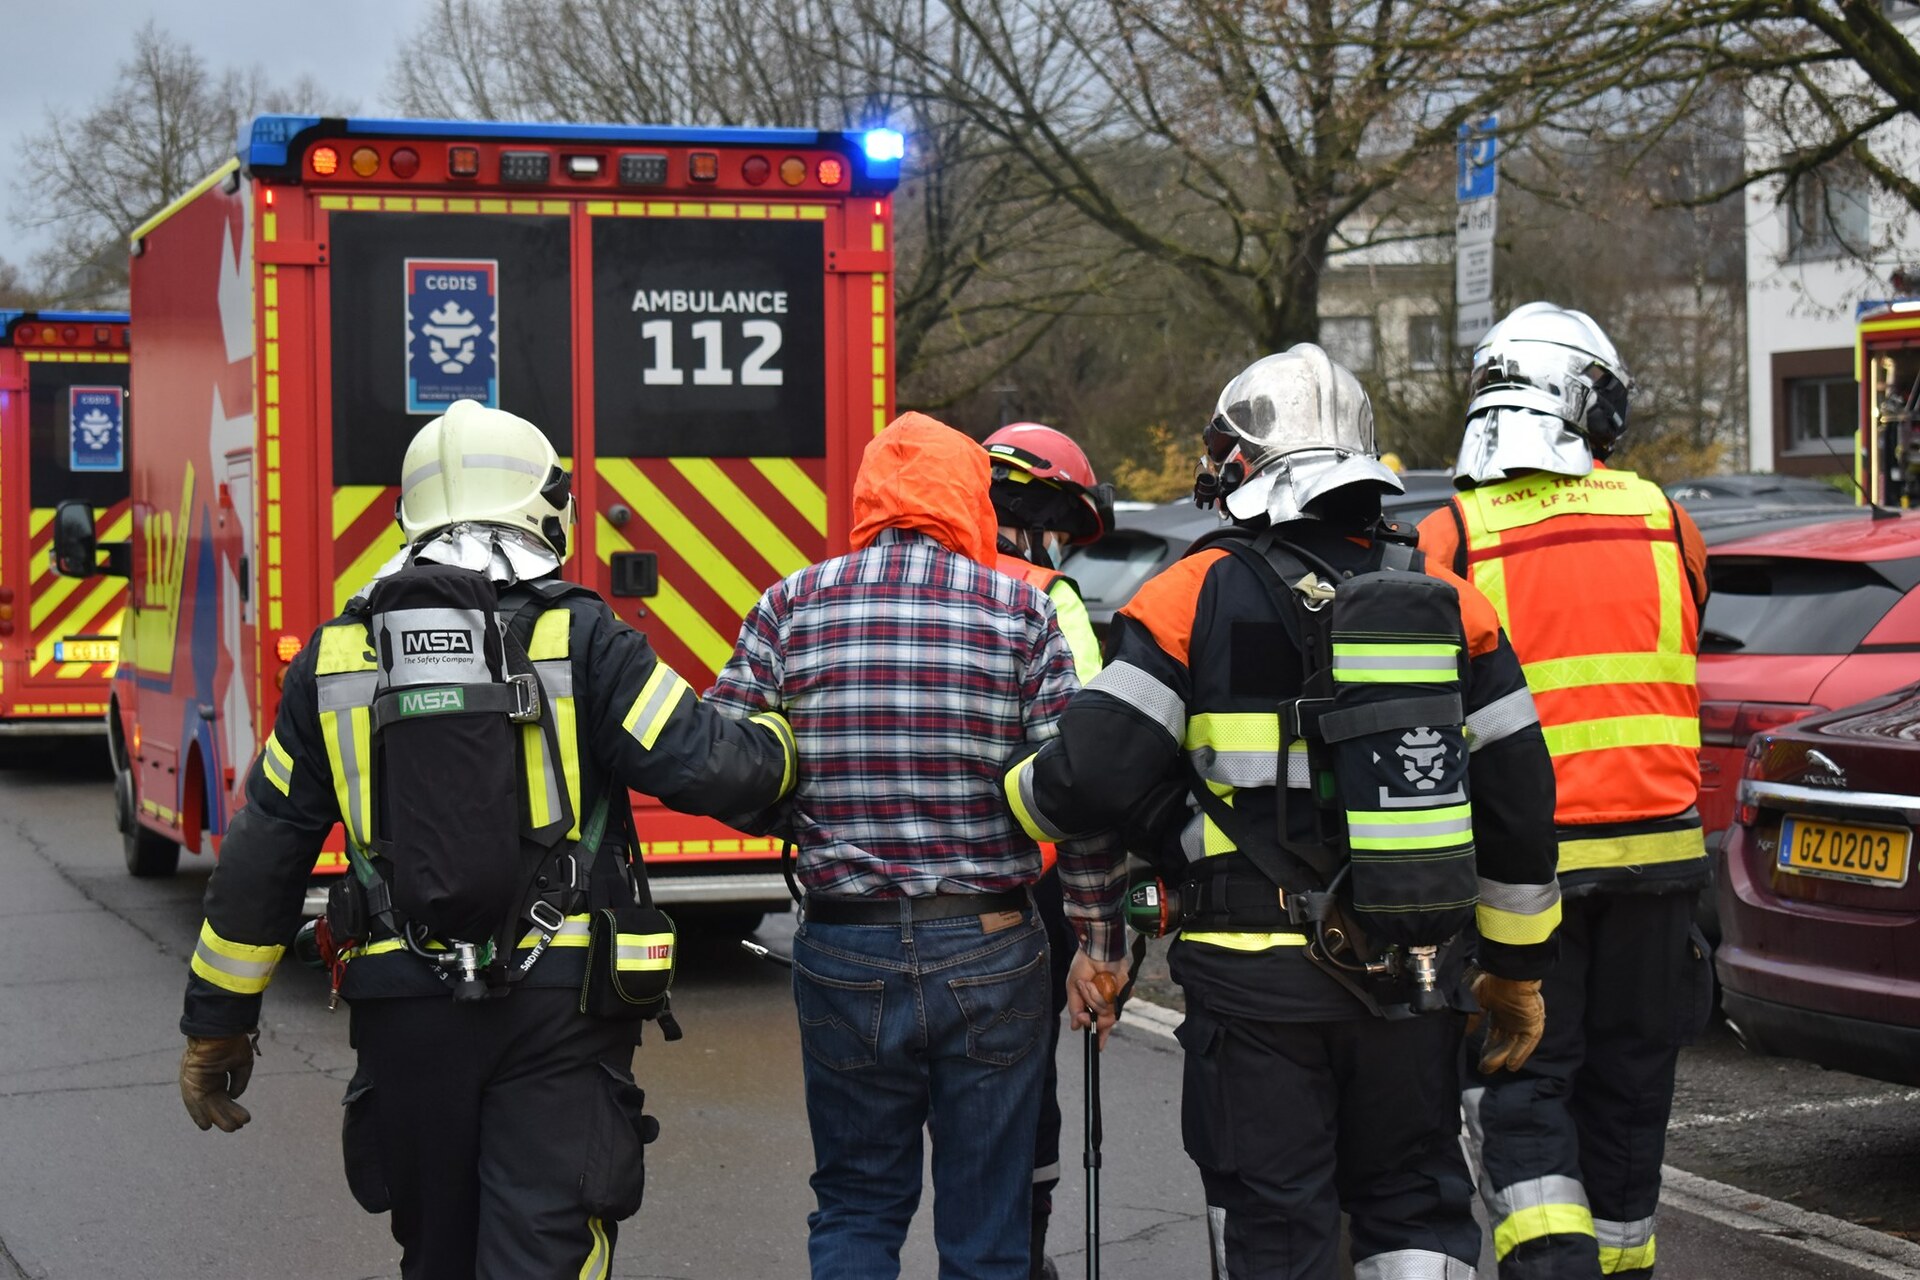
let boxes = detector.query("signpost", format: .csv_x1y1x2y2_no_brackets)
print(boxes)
1455,116,1498,347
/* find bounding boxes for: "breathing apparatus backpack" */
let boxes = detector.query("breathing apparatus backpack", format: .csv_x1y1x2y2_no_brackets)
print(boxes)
306,559,679,1027
1127,522,1478,1016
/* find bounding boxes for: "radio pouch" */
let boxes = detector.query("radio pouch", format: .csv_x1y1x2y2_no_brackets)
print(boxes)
580,906,678,1022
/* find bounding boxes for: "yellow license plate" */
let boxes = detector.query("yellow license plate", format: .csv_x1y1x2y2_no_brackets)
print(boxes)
54,639,118,663
1779,815,1912,887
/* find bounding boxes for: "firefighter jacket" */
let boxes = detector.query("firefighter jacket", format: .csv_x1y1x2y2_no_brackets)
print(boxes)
1418,466,1710,896
180,581,796,1037
1004,520,1561,1023
995,552,1103,685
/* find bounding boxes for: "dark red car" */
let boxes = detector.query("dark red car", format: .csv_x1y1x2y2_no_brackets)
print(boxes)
1697,511,1920,879
1718,682,1920,1086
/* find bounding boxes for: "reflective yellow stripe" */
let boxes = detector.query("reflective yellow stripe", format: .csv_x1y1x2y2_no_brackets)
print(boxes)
1599,1240,1656,1273
1652,539,1683,656
750,712,797,797
319,705,374,847
1557,826,1705,873
554,691,581,837
1047,579,1103,685
1494,1203,1597,1259
1542,714,1699,757
315,624,377,674
1004,755,1056,842
623,663,692,751
1179,930,1310,951
1473,553,1511,631
1185,712,1279,753
190,921,284,995
1346,803,1474,851
523,723,562,829
1477,897,1563,945
578,1216,609,1280
1521,652,1695,692
528,611,581,835
1330,642,1459,685
261,732,294,796
527,608,571,661
615,932,674,971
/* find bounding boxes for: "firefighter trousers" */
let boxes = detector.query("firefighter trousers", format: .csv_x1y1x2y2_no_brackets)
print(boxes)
1464,890,1712,1280
345,987,654,1280
1177,1001,1480,1279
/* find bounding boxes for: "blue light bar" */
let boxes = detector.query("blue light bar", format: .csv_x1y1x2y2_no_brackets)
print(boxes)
863,129,906,163
247,115,823,171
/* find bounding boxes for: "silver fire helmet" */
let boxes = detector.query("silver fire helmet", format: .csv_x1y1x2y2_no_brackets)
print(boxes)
1454,301,1634,486
1206,344,1403,525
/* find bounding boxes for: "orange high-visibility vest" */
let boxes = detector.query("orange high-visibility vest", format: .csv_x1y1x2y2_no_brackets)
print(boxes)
1449,469,1702,857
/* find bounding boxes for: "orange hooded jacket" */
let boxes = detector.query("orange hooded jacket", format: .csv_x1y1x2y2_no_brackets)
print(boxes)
849,412,999,567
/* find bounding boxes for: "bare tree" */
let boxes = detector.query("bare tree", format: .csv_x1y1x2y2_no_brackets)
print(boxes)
388,0,1120,399
12,23,343,306
845,0,1660,353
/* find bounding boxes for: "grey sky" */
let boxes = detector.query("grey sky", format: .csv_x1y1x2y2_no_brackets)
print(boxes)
0,0,434,262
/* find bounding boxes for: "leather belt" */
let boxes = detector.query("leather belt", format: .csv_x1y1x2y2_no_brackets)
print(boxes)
803,888,1030,926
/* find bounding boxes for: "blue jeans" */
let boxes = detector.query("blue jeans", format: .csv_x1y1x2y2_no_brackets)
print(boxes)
793,904,1051,1280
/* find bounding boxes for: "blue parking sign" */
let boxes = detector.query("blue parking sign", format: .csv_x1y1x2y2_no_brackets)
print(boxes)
69,386,124,472
1456,116,1499,202
406,258,499,413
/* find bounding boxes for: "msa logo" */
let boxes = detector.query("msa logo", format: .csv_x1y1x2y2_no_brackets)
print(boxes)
401,629,475,656
398,688,466,717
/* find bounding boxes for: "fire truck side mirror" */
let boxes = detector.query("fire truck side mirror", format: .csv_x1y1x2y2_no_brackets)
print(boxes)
50,500,130,580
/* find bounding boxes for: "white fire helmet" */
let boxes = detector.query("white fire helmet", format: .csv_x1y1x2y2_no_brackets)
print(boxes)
1454,301,1634,486
1203,343,1403,525
397,400,575,561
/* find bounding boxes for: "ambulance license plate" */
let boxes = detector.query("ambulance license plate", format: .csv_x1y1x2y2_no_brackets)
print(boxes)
54,639,118,664
1779,815,1912,887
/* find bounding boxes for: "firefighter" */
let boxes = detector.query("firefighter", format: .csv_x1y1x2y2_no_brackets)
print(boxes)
1004,345,1562,1279
983,421,1115,1279
1419,303,1712,1279
175,400,796,1280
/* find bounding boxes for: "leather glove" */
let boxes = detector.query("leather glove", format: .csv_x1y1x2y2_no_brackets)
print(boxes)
1470,972,1545,1073
180,1033,257,1132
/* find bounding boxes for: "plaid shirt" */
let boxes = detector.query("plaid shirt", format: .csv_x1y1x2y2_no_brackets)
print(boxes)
708,528,1126,959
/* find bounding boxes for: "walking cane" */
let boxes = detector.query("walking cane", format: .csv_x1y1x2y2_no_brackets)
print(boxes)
1084,970,1122,1280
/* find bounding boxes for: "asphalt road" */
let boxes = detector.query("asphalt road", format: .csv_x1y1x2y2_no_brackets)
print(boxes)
2,735,1919,1279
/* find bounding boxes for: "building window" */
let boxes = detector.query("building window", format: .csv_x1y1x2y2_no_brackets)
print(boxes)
1406,315,1444,371
1320,316,1377,372
1787,162,1872,262
1785,374,1858,453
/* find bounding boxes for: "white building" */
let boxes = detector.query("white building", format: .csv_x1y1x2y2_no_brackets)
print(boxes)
1745,32,1920,477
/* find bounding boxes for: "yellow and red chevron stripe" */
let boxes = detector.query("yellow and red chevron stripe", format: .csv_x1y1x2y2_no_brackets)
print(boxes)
596,457,827,684
331,485,407,614
24,501,130,683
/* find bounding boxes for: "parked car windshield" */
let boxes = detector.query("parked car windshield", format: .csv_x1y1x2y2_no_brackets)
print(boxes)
1064,534,1173,609
1702,558,1910,654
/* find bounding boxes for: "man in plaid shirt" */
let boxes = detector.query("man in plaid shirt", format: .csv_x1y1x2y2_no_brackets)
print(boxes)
709,412,1124,1280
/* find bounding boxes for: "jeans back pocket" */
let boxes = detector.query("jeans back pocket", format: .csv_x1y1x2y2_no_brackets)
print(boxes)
793,960,885,1071
948,948,1048,1067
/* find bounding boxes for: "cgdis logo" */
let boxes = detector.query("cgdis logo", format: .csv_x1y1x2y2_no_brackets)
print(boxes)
400,629,475,656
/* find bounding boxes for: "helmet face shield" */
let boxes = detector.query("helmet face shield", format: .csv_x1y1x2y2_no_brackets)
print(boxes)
1456,302,1634,482
1203,344,1401,524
